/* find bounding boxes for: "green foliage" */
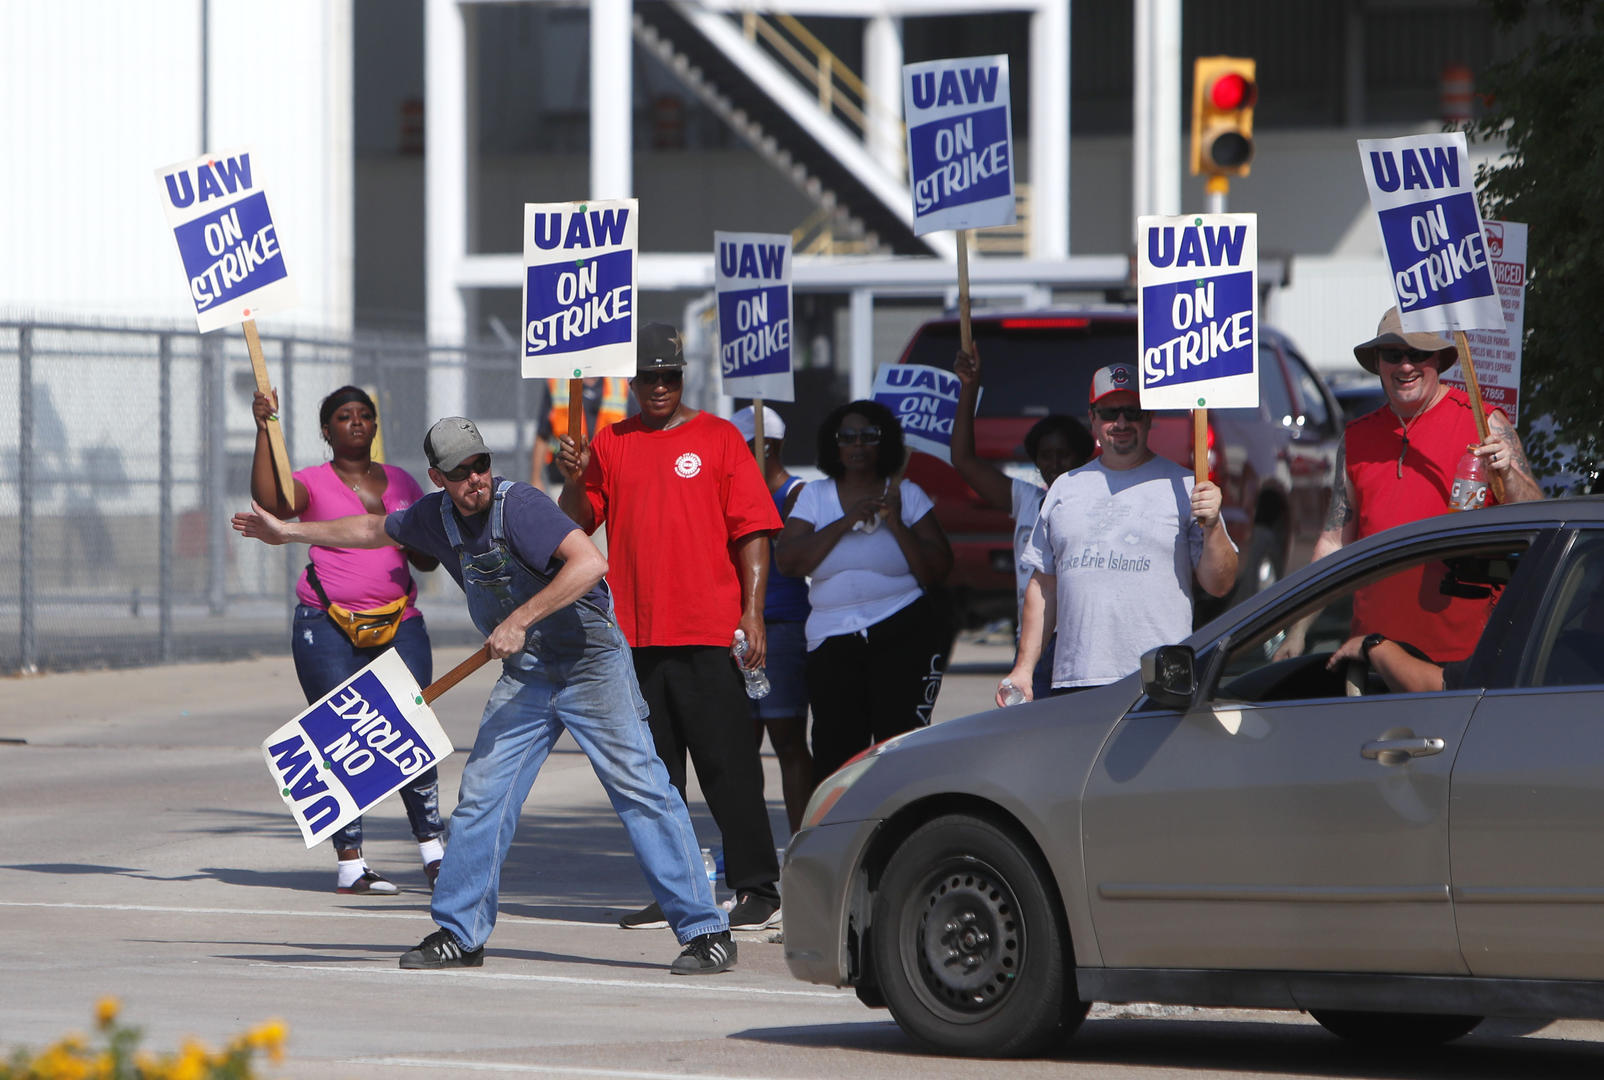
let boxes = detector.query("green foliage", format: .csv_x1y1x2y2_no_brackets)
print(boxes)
1468,0,1604,489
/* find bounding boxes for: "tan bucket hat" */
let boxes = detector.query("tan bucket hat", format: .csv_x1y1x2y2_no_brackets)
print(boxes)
1352,306,1457,375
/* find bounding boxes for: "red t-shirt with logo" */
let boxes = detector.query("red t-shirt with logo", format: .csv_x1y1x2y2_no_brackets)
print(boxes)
582,411,781,647
1346,387,1505,662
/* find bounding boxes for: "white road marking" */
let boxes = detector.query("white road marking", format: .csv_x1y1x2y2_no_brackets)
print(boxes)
353,1059,778,1079
0,900,594,929
264,962,852,999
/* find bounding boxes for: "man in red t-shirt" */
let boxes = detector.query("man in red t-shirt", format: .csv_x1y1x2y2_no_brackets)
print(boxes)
1283,307,1542,663
558,323,784,932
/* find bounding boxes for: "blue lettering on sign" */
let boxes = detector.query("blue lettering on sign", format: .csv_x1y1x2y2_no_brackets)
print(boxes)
266,734,342,832
297,669,434,809
524,248,634,356
530,207,631,250
1141,270,1255,388
171,190,287,311
1146,223,1248,268
875,368,964,445
908,106,1011,215
1367,145,1460,193
161,153,254,209
718,285,791,378
909,65,1001,109
1376,193,1493,312
718,241,787,280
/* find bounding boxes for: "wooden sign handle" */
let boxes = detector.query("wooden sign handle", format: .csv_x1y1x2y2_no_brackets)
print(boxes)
1453,330,1506,504
753,395,766,475
1193,408,1209,486
422,645,491,705
244,319,295,498
567,377,585,448
956,229,974,355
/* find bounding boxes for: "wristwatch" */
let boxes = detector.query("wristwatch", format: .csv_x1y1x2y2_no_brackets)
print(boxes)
1360,633,1387,662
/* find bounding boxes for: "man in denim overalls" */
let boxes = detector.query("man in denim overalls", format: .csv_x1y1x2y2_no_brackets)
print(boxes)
232,416,735,975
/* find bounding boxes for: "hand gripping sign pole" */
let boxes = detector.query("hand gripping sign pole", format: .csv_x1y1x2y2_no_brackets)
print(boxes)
1454,331,1505,503
243,321,295,497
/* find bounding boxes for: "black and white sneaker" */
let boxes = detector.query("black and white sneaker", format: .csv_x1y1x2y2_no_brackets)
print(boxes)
618,900,669,930
399,928,484,969
669,931,736,975
727,891,782,930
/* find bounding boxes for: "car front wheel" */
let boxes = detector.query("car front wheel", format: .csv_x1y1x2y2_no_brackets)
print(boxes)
1310,1009,1483,1046
871,814,1086,1057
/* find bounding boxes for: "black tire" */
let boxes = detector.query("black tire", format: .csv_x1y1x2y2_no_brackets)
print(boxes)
870,814,1087,1057
1310,1009,1483,1046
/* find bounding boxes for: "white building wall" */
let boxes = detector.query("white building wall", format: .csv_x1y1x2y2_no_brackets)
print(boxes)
0,0,353,334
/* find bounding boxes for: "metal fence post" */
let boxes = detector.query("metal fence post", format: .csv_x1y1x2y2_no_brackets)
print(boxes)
159,333,174,661
205,335,227,615
18,324,36,673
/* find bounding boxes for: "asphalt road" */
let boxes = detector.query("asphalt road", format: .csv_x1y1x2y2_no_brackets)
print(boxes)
5,640,1604,1079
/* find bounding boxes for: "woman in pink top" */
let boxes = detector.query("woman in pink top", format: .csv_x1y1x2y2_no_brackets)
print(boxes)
251,385,444,896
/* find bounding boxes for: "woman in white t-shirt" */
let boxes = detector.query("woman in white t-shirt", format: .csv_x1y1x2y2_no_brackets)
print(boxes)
774,400,954,783
951,345,1094,698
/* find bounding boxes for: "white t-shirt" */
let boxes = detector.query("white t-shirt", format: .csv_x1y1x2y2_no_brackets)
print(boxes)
790,478,935,651
1009,477,1047,628
1021,455,1229,688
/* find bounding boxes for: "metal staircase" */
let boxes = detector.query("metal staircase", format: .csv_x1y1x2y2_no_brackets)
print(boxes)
632,2,957,259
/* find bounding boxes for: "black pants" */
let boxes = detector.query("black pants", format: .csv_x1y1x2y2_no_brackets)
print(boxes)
805,594,950,782
632,645,779,898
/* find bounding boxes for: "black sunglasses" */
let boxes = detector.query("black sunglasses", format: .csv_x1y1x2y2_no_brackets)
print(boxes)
836,426,882,446
1377,348,1439,365
440,454,491,483
634,369,684,387
1094,406,1145,422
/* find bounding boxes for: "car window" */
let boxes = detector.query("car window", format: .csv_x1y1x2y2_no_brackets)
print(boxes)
1210,538,1530,704
1521,533,1604,688
1285,350,1334,436
900,320,1137,418
1218,346,1291,427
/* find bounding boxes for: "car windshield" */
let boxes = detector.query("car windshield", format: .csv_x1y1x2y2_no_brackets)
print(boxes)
900,319,1137,417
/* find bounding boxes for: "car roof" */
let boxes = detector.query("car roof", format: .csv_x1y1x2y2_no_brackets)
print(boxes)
911,307,1295,349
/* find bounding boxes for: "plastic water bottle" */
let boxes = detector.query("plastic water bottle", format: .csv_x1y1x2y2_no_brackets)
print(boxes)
701,847,720,888
999,678,1026,707
1450,447,1489,512
731,630,772,699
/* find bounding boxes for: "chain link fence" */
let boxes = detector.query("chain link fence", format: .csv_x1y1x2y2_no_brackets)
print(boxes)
0,316,624,674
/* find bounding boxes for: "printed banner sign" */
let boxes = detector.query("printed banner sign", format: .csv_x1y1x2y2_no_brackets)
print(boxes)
1357,132,1501,334
715,231,794,402
872,364,976,462
1136,213,1259,410
902,55,1016,236
1442,219,1527,423
155,148,296,332
522,199,638,379
261,649,454,848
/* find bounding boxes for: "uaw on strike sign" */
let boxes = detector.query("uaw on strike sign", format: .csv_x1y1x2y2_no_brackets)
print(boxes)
522,199,638,379
1358,132,1500,333
716,231,794,401
1136,214,1259,410
155,148,296,332
262,649,454,847
902,55,1015,235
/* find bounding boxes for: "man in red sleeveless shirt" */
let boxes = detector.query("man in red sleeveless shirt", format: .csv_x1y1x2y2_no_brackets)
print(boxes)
1283,307,1542,663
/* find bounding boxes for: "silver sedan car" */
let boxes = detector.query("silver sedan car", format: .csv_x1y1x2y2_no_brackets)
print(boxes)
783,498,1604,1056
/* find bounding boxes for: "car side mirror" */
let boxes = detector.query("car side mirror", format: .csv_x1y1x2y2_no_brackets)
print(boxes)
1141,645,1197,709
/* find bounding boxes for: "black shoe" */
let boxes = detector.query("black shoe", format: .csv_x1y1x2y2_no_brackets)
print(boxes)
425,860,442,891
337,868,398,895
727,890,782,930
670,931,736,975
618,900,668,930
399,928,484,969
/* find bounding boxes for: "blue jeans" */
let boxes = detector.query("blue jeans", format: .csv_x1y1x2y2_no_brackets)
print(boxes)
290,605,444,848
431,659,725,950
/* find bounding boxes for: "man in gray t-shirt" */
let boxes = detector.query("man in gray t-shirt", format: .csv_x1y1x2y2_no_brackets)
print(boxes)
999,364,1238,700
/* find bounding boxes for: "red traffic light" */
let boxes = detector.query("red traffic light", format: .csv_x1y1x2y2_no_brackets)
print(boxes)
1208,72,1255,111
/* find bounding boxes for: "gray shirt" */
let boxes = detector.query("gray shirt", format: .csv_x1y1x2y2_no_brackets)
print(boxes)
1021,455,1216,688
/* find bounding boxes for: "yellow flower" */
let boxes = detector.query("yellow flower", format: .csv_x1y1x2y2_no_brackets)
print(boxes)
93,997,120,1029
246,1019,288,1061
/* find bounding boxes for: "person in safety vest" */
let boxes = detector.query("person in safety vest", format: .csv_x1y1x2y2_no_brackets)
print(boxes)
530,378,631,489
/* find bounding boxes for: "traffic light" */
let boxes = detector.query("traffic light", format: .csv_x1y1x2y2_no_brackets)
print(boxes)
1191,56,1256,178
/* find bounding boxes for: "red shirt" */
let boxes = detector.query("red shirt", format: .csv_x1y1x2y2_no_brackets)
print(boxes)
1346,387,1505,662
582,411,781,647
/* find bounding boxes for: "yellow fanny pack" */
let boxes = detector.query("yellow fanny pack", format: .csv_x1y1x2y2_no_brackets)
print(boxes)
306,563,410,649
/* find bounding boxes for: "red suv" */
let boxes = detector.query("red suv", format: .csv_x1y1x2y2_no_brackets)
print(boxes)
897,309,1342,625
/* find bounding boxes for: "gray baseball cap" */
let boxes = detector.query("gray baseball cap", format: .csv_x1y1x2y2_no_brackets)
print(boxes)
424,416,490,470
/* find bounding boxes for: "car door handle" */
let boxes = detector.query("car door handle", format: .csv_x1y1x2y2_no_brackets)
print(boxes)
1361,737,1445,762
